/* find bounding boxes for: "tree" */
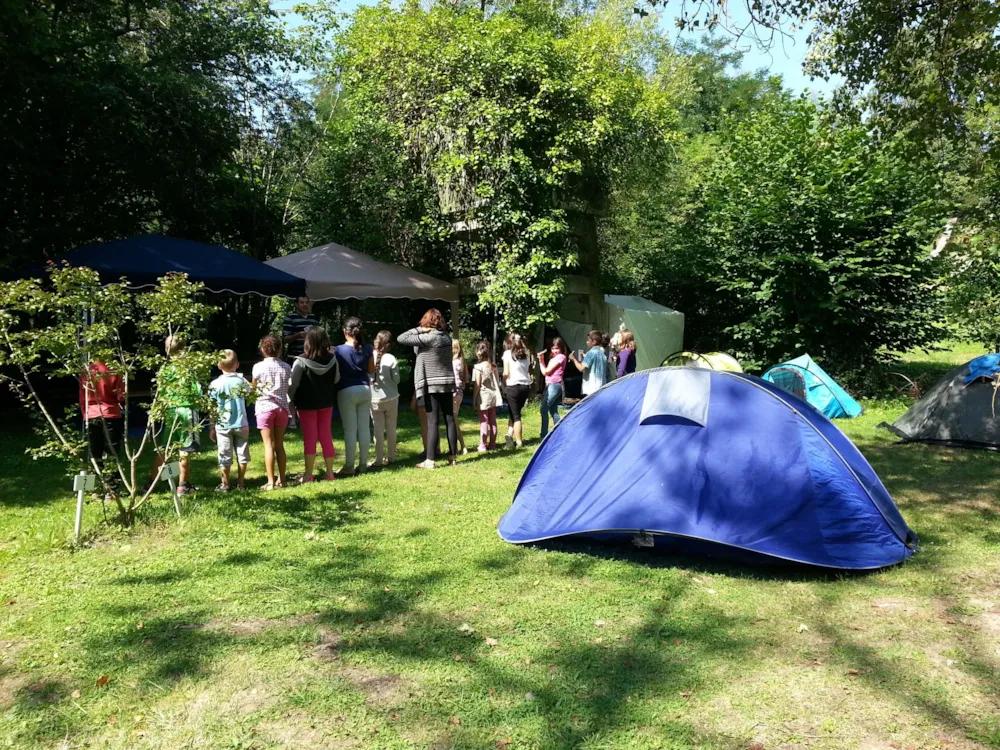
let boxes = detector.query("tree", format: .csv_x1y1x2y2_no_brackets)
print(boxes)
303,0,682,328
0,0,304,270
677,97,950,376
0,266,220,527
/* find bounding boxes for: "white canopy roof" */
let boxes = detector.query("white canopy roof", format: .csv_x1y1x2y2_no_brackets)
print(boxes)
265,242,458,302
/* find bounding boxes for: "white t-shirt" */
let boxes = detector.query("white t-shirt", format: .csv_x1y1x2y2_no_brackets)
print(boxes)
502,349,532,386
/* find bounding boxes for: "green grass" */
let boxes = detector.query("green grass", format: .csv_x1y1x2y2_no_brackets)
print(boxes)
1,347,999,749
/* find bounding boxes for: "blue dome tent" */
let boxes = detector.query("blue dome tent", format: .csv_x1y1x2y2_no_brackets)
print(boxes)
498,369,916,570
763,354,863,419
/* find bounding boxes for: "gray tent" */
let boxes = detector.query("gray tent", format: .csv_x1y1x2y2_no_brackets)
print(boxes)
883,358,1000,449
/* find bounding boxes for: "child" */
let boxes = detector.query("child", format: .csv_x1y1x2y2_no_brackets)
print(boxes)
501,332,532,449
452,339,469,455
149,335,202,495
79,361,125,494
370,330,400,467
616,329,637,378
333,316,374,476
288,327,340,483
472,340,503,452
251,335,291,490
209,350,251,492
568,330,609,397
537,337,568,438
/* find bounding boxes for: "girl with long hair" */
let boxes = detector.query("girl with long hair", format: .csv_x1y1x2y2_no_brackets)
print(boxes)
616,329,637,378
537,337,568,438
334,316,375,476
452,339,469,455
251,335,292,490
472,340,503,451
502,331,532,449
370,330,400,467
288,327,340,482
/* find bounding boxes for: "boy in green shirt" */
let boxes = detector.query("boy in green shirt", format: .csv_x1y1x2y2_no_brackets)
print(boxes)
149,336,202,494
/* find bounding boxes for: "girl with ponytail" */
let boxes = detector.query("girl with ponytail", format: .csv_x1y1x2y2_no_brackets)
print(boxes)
369,330,399,467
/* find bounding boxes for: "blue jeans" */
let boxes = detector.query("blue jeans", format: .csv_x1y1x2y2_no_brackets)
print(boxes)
540,382,563,438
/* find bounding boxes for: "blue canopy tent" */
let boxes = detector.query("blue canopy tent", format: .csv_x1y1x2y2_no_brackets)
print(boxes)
498,369,916,570
29,234,306,297
763,354,863,419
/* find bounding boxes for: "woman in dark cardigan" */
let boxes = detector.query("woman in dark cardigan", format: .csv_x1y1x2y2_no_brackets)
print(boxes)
397,309,458,469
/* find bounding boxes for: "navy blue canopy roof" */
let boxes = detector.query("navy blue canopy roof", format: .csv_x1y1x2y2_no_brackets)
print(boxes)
40,234,306,297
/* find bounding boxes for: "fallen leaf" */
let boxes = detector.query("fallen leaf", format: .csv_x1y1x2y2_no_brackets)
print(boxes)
679,691,692,698
384,586,391,592
748,744,765,750
390,713,399,721
136,622,143,630
672,638,682,646
524,692,535,701
449,715,461,726
485,637,499,647
626,660,633,669
453,654,463,662
488,688,497,695
2,600,13,606
143,639,152,646
797,624,809,633
847,669,860,675
96,675,110,688
458,623,475,634
107,716,117,725
417,643,424,649
497,741,511,750
594,620,606,628
71,690,81,699
706,588,717,595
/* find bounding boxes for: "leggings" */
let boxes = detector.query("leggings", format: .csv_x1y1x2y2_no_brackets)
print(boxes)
478,407,497,450
371,398,398,464
298,407,335,459
338,385,372,470
425,391,457,461
87,417,123,483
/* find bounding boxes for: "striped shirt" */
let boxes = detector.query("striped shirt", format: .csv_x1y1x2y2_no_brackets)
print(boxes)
397,328,455,397
252,357,292,417
282,312,319,358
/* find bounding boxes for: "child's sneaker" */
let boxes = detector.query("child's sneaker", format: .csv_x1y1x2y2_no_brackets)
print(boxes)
176,483,197,496
505,434,515,449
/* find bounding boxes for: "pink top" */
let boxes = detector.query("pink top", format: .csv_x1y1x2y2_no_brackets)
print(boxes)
544,353,567,385
453,359,465,389
252,357,292,417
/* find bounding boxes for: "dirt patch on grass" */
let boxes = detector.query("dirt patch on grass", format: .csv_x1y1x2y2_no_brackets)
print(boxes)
339,667,407,708
226,686,278,715
313,627,343,661
0,671,31,710
257,710,358,749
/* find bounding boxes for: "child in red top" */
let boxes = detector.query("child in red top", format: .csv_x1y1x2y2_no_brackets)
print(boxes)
79,361,125,484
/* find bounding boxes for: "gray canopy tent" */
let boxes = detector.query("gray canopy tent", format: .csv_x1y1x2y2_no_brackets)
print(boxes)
265,242,459,327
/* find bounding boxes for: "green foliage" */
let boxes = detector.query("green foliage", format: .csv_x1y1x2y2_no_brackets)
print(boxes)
303,0,683,329
674,97,948,376
0,266,220,526
947,235,1000,350
0,0,308,268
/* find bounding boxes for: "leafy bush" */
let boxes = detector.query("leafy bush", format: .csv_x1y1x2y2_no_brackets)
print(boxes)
676,97,950,377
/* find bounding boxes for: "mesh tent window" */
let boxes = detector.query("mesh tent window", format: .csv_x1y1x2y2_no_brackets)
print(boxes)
767,366,807,401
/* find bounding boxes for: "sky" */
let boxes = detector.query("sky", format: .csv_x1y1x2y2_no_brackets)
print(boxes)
272,0,841,96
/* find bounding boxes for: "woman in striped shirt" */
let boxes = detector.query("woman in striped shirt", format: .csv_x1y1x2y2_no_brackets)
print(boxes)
397,309,458,469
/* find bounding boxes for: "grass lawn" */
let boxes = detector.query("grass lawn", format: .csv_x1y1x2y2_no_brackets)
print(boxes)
1,343,999,749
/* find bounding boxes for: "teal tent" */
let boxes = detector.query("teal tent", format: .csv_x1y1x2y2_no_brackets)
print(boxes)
763,354,862,419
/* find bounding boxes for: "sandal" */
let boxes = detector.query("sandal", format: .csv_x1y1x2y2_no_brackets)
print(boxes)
260,483,275,492
214,483,231,493
324,473,337,482
416,460,435,470
296,475,314,484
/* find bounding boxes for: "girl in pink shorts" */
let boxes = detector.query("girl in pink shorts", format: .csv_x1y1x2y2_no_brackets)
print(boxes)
252,335,293,490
